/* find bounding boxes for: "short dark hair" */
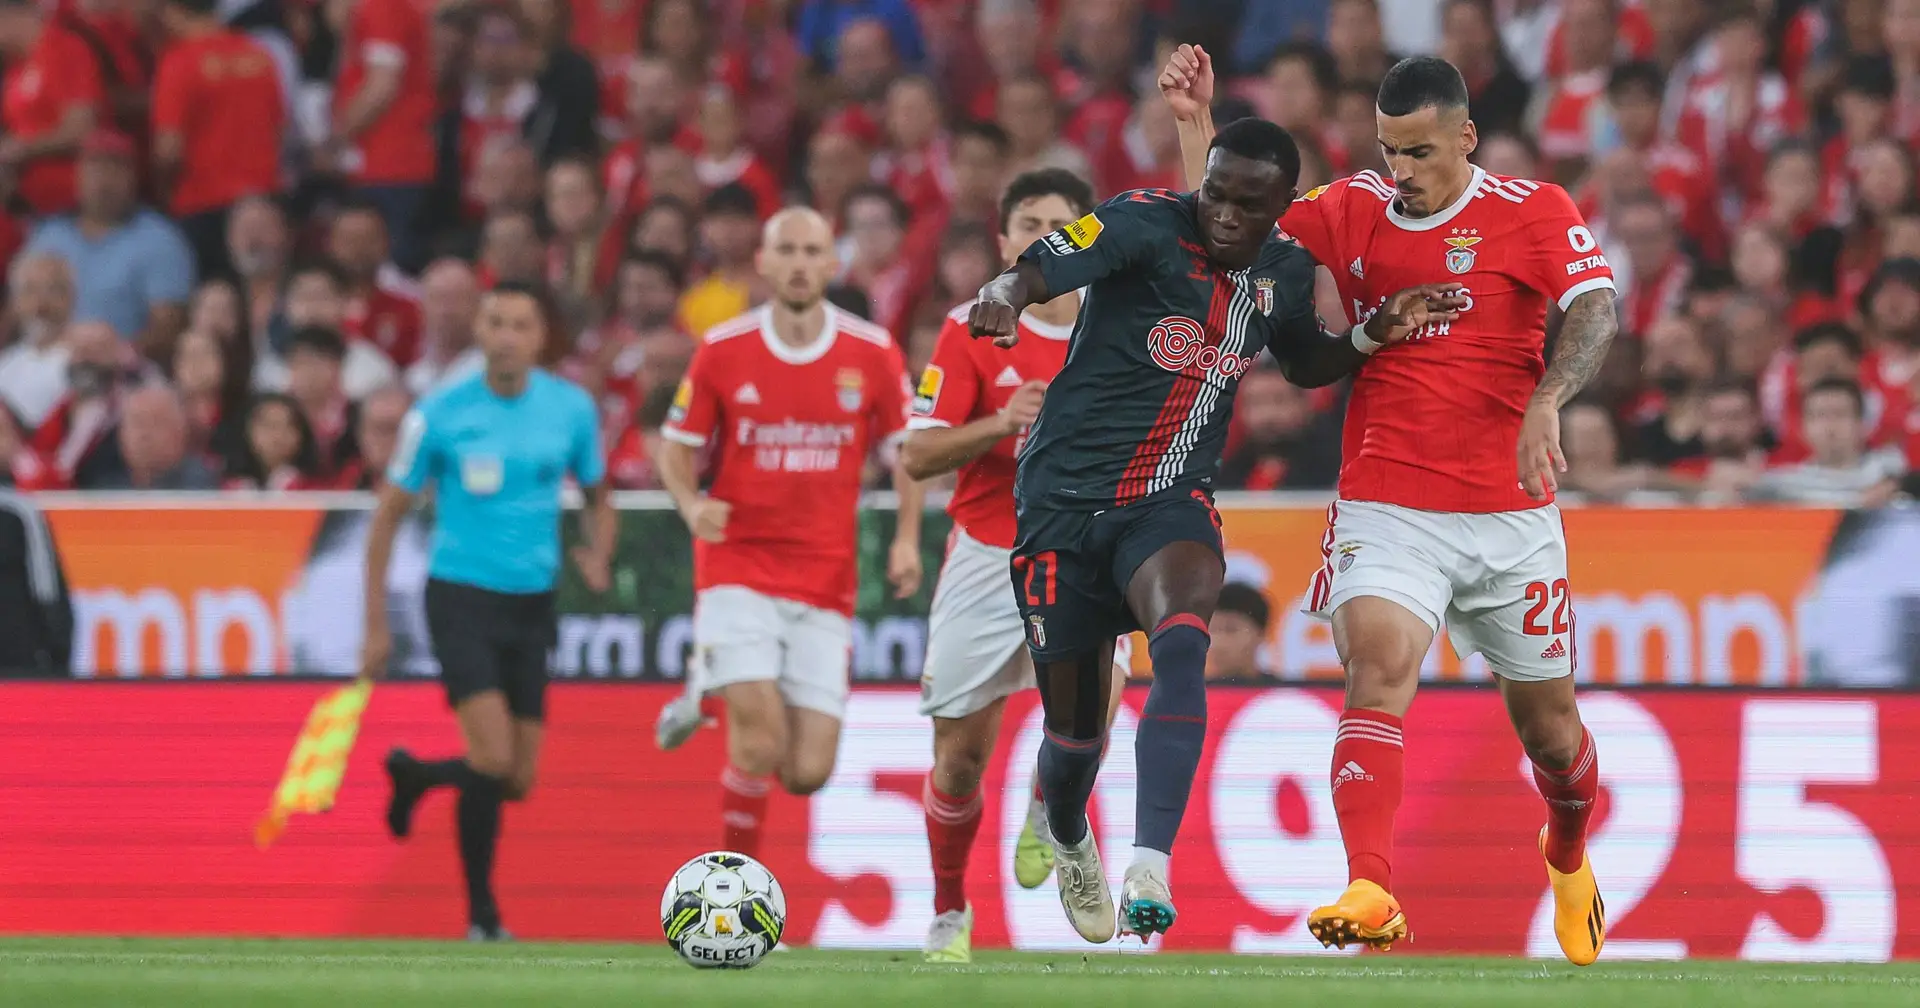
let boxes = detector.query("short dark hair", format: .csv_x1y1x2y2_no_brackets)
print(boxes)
1215,582,1272,632
1267,41,1338,96
286,325,346,361
622,249,686,290
165,0,220,16
844,182,911,227
1606,61,1665,102
998,168,1094,235
1704,378,1759,403
952,120,1011,157
332,198,386,228
287,259,348,291
1376,56,1469,117
1207,117,1302,183
1792,321,1865,358
1804,377,1866,415
1840,55,1896,101
487,279,570,364
703,182,760,220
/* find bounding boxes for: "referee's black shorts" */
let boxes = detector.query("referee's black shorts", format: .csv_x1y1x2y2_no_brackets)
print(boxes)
424,578,558,720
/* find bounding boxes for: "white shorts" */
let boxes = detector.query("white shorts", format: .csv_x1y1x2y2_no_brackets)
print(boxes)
691,585,852,719
919,527,1133,719
1305,499,1574,681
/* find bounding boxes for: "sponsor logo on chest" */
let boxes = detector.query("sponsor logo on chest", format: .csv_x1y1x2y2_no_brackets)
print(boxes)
1148,316,1257,379
736,418,857,474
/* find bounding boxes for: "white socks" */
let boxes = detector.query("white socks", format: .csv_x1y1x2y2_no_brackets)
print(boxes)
1130,846,1170,874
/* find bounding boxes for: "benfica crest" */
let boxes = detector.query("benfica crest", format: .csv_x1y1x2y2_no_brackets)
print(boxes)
1444,235,1482,274
1252,277,1276,317
835,368,864,412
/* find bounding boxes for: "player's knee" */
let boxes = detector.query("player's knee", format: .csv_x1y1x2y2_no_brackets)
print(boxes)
779,763,832,796
932,723,993,795
1516,712,1584,770
465,745,514,781
503,774,535,802
1342,651,1419,704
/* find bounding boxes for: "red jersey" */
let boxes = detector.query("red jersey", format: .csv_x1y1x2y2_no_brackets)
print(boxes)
2,25,104,215
662,306,911,614
335,0,436,185
908,302,1075,549
1282,167,1617,513
344,287,423,367
152,30,285,215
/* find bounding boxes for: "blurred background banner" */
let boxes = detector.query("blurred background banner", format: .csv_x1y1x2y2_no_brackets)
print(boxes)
0,682,1914,958
32,497,1920,687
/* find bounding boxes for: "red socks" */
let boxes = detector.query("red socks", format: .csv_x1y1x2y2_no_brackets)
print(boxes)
1533,728,1599,874
924,776,984,915
720,764,770,859
1331,709,1405,889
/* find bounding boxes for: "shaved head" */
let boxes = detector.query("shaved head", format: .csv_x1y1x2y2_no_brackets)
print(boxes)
759,208,838,309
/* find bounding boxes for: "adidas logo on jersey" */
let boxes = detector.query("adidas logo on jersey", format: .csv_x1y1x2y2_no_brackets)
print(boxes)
734,383,761,404
994,366,1022,387
1541,639,1567,660
1332,760,1374,790
1349,258,1365,279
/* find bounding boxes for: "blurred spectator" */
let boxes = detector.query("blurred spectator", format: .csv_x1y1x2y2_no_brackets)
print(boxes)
84,383,218,490
0,254,76,426
0,0,103,217
544,157,616,327
805,125,876,226
1206,582,1271,683
606,369,680,489
968,0,1050,119
406,258,483,396
283,325,354,472
1327,0,1400,83
1631,316,1719,466
170,323,244,470
1751,379,1906,505
479,209,545,287
228,196,291,343
829,16,904,108
877,75,953,219
1839,137,1918,305
1596,61,1721,261
906,121,1010,264
840,184,920,337
1330,80,1380,177
1260,42,1340,163
1674,6,1803,218
257,262,398,400
604,57,690,219
1218,366,1342,489
224,391,322,491
629,196,698,273
996,75,1093,181
1439,0,1528,136
1826,55,1895,220
325,0,438,272
1720,291,1787,380
336,384,411,490
1054,0,1136,163
692,87,781,219
1671,380,1771,502
31,321,149,488
1099,90,1183,194
1536,0,1616,174
330,202,423,368
1860,257,1920,396
512,0,598,163
0,403,56,489
801,4,923,81
1561,399,1657,500
1474,131,1541,181
679,184,765,338
154,0,286,281
25,131,194,363
1611,192,1692,338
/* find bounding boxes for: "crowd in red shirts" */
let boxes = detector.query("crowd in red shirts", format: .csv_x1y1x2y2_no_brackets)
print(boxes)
0,0,1912,506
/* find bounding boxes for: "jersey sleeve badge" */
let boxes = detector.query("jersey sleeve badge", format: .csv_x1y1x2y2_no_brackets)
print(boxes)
911,364,944,416
1043,212,1104,255
836,367,865,412
668,377,693,423
1301,184,1329,201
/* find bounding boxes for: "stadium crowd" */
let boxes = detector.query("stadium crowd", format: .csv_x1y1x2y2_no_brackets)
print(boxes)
0,0,1913,506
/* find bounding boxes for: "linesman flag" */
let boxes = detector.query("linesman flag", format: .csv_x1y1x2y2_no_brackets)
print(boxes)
254,679,373,848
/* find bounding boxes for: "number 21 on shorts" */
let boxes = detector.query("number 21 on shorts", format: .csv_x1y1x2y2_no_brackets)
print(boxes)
1013,551,1057,607
1521,578,1571,636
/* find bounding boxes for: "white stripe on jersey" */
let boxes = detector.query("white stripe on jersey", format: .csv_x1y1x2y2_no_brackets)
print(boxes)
1146,269,1253,496
1350,171,1396,201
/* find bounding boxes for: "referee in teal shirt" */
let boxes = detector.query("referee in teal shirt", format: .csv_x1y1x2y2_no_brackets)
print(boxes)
361,280,616,941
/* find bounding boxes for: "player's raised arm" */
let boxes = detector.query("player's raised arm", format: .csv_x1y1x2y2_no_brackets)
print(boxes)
975,193,1161,347
1159,44,1217,191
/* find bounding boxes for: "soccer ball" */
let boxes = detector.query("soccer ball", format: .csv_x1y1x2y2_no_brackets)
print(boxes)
660,851,787,969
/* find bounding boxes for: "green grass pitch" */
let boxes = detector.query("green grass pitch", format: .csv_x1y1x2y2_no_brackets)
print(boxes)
1,939,1916,1007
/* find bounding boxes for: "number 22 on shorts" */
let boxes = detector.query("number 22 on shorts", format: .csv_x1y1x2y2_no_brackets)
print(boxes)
1521,578,1571,636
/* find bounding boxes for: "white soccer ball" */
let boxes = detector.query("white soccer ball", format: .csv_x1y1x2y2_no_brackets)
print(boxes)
660,850,787,969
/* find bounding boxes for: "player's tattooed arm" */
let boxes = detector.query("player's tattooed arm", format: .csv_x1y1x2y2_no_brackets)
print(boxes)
1532,289,1619,408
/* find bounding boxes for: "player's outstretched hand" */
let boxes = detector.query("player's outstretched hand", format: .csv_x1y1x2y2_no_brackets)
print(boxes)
1517,398,1566,500
1158,44,1214,122
997,380,1047,435
969,297,1021,348
686,497,732,543
359,620,391,682
571,545,612,593
1364,284,1470,347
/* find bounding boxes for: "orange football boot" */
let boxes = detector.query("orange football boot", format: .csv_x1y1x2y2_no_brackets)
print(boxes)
1540,826,1605,965
1306,879,1409,951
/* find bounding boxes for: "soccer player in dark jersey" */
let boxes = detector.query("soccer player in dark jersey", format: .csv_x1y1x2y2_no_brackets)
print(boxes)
967,117,1463,943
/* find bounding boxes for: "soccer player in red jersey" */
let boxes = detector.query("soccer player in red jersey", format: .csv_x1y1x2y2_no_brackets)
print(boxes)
1165,46,1620,964
653,207,918,862
899,168,1134,962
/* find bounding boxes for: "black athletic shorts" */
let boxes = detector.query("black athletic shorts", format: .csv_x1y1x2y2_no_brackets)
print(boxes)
1009,486,1224,661
424,578,557,720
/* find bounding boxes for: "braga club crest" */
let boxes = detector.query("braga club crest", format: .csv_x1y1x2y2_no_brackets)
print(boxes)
1444,233,1481,274
1252,277,1275,316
